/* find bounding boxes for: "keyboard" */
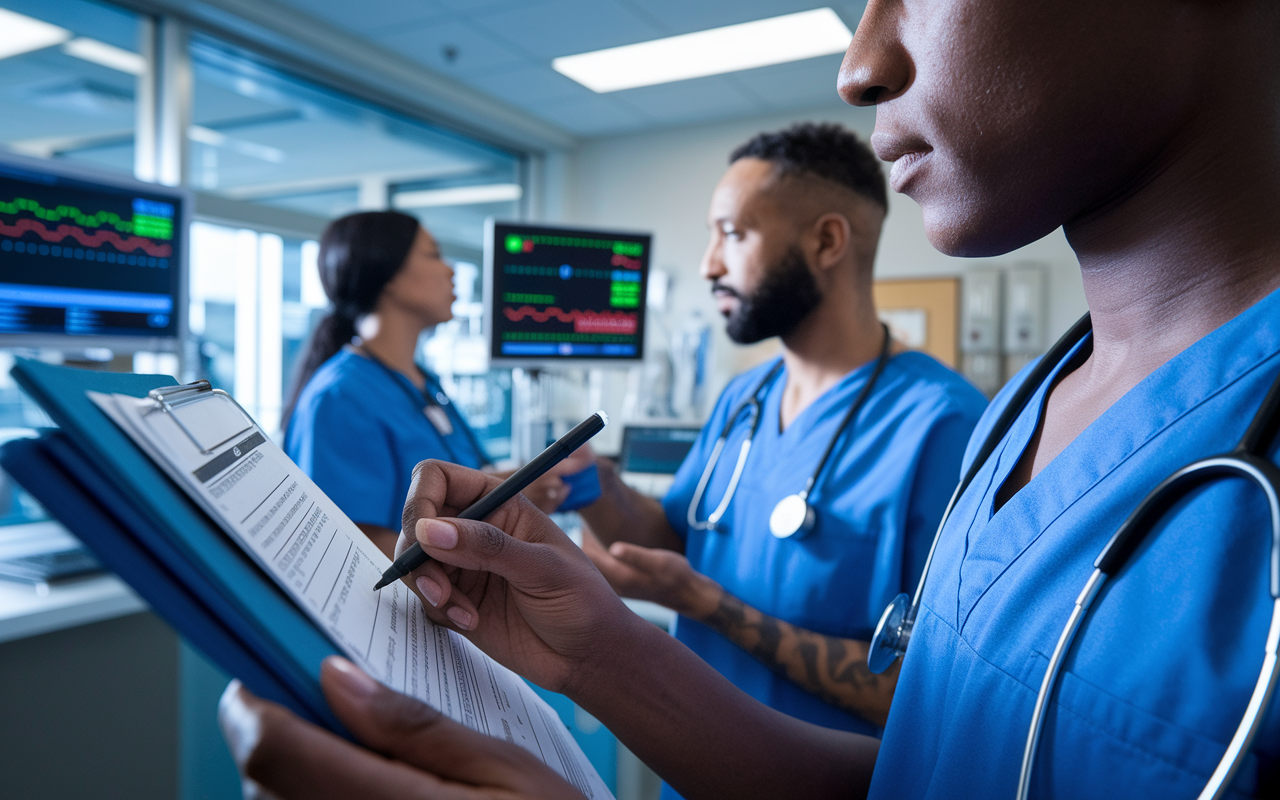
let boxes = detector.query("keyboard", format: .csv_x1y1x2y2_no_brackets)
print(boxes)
0,547,102,584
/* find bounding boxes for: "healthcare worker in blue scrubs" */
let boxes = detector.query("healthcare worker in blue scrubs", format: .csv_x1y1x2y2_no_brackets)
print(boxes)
577,123,985,768
221,1,1280,798
282,211,591,559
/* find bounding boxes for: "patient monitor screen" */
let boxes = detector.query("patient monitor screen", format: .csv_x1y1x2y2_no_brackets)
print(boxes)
0,160,183,342
486,221,650,363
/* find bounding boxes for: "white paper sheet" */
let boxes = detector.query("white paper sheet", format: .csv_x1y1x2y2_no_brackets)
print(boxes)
91,389,610,799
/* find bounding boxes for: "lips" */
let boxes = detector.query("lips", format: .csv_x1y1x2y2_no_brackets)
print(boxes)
870,131,934,192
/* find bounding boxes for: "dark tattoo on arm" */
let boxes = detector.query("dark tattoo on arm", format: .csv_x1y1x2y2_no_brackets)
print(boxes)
700,591,900,726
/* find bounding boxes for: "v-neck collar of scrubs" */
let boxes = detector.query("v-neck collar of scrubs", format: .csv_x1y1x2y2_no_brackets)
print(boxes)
766,352,890,444
946,285,1280,636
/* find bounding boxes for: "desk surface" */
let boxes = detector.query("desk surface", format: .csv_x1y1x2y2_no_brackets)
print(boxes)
0,573,145,645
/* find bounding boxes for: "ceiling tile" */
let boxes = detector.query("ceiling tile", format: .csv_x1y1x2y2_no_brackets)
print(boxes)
462,64,594,108
471,0,666,59
375,18,531,76
528,93,652,137
729,54,849,111
615,1,867,36
275,0,446,36
610,76,765,125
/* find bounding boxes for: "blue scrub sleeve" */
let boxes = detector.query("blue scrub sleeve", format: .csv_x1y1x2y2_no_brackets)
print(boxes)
290,391,402,531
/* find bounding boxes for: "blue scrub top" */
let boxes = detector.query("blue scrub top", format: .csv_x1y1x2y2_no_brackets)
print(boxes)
872,289,1280,799
284,349,488,532
661,352,987,737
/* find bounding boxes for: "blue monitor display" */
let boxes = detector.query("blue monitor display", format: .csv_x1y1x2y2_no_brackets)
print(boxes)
0,153,185,349
619,426,701,475
485,220,650,365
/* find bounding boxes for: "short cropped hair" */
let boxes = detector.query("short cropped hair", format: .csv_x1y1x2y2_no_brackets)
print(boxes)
730,122,887,210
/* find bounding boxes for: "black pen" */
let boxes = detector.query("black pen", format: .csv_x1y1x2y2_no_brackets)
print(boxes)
373,410,609,591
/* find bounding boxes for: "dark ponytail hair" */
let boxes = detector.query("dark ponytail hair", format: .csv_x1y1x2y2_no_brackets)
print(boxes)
282,210,421,427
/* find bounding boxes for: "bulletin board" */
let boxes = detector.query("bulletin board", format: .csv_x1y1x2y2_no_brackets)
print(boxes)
873,277,960,367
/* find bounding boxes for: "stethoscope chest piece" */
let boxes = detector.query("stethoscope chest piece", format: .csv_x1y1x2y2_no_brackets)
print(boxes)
769,492,815,538
868,591,911,674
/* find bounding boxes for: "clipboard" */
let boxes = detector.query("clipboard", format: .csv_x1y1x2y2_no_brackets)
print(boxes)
2,359,347,735
2,358,618,800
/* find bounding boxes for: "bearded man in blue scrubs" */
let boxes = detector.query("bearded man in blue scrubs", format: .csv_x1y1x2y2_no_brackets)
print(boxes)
576,123,985,763
222,1,1280,798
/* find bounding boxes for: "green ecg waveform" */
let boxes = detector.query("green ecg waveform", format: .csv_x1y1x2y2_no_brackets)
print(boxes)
0,197,172,240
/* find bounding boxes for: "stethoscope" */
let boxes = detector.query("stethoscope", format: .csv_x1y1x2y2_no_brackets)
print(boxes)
686,323,892,539
353,345,491,468
865,314,1280,800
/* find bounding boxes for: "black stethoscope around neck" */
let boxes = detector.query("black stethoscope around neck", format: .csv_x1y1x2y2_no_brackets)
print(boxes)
351,344,491,468
865,313,1280,800
686,323,893,539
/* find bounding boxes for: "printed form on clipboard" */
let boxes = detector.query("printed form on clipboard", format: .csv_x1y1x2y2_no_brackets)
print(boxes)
90,381,611,800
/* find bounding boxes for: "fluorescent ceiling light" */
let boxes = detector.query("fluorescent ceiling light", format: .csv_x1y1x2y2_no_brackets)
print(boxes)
553,8,853,93
0,8,71,60
393,184,523,208
62,37,145,75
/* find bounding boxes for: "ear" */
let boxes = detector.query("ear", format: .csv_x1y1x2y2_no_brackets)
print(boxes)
811,212,853,273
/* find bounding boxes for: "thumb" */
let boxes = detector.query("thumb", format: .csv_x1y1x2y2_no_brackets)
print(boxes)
608,541,671,573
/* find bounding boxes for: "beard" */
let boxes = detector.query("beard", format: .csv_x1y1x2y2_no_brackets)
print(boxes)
720,246,823,344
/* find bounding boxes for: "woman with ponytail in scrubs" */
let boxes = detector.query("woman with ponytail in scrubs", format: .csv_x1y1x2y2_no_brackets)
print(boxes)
282,211,590,558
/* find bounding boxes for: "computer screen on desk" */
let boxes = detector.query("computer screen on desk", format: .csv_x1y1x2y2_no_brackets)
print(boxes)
619,425,701,475
485,220,650,367
0,152,187,351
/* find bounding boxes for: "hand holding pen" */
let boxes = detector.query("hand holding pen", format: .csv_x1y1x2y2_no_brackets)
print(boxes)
375,411,607,591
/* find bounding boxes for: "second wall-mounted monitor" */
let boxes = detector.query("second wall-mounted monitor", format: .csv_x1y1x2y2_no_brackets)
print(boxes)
0,151,188,352
484,220,650,367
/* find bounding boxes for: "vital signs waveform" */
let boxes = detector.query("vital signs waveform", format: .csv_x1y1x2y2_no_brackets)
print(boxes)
0,197,172,236
503,305,638,335
0,218,173,257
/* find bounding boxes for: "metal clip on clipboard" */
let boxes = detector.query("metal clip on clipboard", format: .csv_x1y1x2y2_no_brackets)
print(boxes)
147,380,256,455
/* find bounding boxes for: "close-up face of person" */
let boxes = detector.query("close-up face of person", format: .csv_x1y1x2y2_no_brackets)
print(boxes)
701,158,824,344
838,0,1211,257
381,226,456,326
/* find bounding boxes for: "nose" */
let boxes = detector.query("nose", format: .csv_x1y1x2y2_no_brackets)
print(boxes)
700,235,725,282
838,0,912,107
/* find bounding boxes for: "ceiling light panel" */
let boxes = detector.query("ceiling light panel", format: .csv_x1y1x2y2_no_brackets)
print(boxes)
552,8,854,93
62,37,145,75
393,184,522,208
0,8,71,60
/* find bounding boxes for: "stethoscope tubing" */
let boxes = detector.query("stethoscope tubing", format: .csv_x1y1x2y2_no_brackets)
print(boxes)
687,324,892,534
1019,454,1280,800
685,360,782,531
357,346,491,468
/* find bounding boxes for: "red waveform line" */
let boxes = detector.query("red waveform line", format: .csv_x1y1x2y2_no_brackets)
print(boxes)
611,253,641,269
503,305,638,335
0,218,173,257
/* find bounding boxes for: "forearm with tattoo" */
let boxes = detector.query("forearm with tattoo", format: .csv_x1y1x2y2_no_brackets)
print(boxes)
696,589,901,727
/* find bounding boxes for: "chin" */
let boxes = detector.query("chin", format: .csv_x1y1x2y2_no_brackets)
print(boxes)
920,200,1063,258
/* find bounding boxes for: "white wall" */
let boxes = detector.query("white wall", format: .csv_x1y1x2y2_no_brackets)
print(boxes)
554,102,1087,401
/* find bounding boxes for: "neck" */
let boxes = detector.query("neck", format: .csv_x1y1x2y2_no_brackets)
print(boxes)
1064,91,1280,389
358,307,428,384
777,284,884,428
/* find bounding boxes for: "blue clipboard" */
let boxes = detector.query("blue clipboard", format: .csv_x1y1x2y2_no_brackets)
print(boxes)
1,358,349,736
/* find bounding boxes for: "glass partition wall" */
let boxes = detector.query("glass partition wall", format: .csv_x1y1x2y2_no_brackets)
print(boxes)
0,1,526,443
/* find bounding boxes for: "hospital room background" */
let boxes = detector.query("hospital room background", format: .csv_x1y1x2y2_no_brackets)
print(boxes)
0,0,1087,797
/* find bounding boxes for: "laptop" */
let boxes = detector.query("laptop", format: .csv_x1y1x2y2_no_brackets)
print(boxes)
618,424,702,497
